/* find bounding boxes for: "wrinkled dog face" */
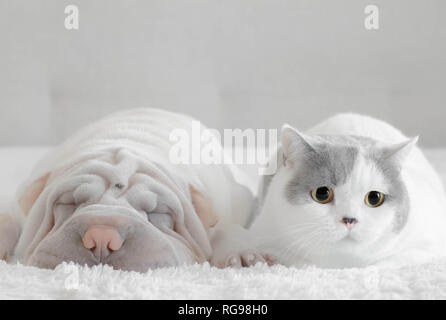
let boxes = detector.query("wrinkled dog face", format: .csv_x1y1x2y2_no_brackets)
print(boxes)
21,149,208,272
265,127,416,267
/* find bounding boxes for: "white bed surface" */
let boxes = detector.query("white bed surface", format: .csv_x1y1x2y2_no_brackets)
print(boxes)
2,259,446,299
1,147,446,299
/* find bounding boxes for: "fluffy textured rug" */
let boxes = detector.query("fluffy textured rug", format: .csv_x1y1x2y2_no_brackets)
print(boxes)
1,147,446,299
2,259,446,299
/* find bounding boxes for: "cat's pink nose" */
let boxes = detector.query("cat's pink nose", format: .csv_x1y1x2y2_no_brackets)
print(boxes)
341,217,358,231
82,226,123,260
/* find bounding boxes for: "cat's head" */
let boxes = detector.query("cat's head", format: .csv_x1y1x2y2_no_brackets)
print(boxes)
267,124,417,267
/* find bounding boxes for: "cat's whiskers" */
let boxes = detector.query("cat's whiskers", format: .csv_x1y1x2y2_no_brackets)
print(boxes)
277,229,322,264
300,237,326,264
256,224,320,248
293,231,325,262
252,221,327,265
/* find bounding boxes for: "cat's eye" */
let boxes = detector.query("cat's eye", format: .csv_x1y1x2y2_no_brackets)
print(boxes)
311,186,334,204
364,191,385,208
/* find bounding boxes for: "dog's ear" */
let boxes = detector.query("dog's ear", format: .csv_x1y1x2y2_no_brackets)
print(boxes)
19,173,51,216
189,185,219,229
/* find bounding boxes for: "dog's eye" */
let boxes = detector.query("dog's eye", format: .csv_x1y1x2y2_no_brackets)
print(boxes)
311,186,334,204
364,191,385,208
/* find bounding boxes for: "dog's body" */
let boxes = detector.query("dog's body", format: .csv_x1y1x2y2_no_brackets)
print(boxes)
0,108,254,271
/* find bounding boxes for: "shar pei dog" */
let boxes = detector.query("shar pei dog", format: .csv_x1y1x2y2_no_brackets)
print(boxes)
0,108,264,272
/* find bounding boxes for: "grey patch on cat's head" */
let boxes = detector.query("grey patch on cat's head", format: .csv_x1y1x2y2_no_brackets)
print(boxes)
366,140,416,232
285,135,361,205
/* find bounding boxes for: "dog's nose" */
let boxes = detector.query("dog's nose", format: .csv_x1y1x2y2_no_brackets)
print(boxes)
82,226,123,260
341,217,358,230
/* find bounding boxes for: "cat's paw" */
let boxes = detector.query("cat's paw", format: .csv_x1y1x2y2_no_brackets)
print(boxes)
223,250,277,268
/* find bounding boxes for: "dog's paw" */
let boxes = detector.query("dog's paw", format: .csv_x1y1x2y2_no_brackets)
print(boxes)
0,213,21,261
210,224,276,268
0,235,11,260
0,247,6,260
0,248,9,260
223,250,276,268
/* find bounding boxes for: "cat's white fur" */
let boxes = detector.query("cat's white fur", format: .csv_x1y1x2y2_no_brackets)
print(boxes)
215,113,446,268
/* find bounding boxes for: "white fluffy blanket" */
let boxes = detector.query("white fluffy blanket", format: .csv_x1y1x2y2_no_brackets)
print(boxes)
2,147,446,299
2,259,446,299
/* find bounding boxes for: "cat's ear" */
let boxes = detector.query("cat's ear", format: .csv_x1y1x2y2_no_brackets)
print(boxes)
381,136,418,169
281,124,316,168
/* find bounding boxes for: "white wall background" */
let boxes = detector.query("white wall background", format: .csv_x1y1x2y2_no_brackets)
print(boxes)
0,0,445,146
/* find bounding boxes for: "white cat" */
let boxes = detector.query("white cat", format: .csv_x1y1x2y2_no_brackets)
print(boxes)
214,113,446,268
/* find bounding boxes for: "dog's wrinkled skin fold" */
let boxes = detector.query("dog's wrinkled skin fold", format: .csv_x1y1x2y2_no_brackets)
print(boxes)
0,108,255,272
